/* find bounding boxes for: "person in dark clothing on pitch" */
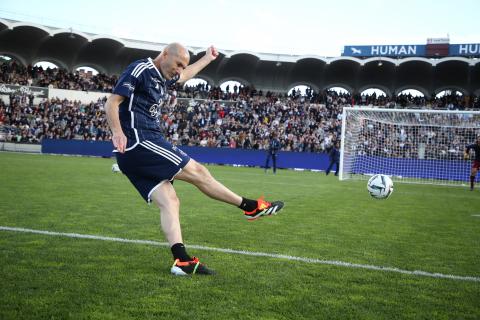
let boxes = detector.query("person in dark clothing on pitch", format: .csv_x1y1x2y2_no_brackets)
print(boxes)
464,136,480,191
326,142,340,176
264,133,281,174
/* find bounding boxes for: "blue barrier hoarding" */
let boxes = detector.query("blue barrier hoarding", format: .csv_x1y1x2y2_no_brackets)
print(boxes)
41,139,331,171
40,140,475,181
42,139,114,157
179,145,330,170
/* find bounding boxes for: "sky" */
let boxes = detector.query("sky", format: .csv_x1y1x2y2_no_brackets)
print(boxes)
1,0,479,57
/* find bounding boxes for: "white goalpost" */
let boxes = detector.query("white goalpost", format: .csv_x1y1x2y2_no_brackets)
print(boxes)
339,107,480,186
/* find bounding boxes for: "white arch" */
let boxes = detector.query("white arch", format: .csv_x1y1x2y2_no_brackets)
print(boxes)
218,77,250,87
183,76,214,88
184,78,207,85
0,52,28,67
73,63,108,75
33,58,68,70
287,82,319,93
362,56,399,66
395,85,429,97
358,84,391,97
191,75,214,86
324,84,353,94
395,56,475,67
326,56,362,65
434,86,468,96
397,57,434,66
294,55,328,64
435,57,473,66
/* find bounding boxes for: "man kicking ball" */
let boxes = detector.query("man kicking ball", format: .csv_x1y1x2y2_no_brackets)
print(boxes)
105,43,284,276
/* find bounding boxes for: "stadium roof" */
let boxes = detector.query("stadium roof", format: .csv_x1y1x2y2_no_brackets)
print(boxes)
1,18,479,96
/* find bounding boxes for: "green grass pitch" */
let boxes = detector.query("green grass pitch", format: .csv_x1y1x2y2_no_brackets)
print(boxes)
0,152,479,319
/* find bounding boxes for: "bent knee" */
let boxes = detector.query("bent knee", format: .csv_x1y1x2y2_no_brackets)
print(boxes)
183,160,211,181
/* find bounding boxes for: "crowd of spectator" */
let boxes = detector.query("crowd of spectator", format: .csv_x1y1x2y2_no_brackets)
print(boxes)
350,120,479,160
0,95,110,144
0,92,343,152
0,60,117,92
159,94,343,152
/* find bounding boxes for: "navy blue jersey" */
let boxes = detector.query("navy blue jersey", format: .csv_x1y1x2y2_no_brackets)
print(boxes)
466,143,480,161
113,57,178,150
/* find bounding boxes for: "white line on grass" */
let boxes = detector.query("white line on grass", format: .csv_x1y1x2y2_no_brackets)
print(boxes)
1,226,479,283
472,215,480,217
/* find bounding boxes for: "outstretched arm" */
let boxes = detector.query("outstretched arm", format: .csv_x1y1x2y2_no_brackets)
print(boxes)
105,94,127,153
178,46,218,84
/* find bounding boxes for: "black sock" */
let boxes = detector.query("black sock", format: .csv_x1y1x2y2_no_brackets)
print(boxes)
238,197,258,212
171,243,192,262
471,176,475,189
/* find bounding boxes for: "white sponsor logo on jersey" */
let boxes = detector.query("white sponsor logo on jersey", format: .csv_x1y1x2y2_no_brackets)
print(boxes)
122,82,135,91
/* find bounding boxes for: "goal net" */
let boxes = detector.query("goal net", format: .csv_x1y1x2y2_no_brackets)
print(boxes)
339,107,480,186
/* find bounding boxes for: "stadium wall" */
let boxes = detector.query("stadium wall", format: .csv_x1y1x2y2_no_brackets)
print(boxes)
41,139,331,171
0,86,109,105
0,142,41,153
48,88,109,104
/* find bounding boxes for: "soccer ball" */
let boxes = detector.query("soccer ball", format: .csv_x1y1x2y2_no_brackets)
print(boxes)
367,174,393,199
112,163,121,173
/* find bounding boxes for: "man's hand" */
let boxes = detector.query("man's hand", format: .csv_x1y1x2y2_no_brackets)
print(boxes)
205,45,219,62
112,132,127,153
464,152,470,160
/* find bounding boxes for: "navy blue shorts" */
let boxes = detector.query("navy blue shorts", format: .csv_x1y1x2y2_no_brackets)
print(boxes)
116,139,190,203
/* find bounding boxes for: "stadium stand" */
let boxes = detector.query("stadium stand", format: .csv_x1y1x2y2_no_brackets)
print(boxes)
1,70,478,155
